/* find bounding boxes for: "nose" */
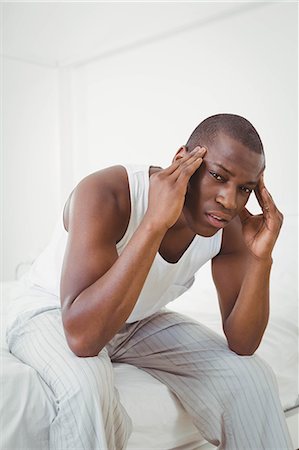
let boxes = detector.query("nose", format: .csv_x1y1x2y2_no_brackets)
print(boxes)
216,187,238,211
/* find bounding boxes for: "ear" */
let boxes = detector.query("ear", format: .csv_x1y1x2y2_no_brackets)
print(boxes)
172,145,188,163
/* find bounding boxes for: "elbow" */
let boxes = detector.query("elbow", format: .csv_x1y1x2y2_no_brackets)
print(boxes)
65,332,105,358
66,336,85,357
224,330,258,356
227,343,256,356
62,309,105,358
223,324,260,357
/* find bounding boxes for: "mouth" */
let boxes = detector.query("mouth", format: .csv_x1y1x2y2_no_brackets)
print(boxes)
206,212,231,229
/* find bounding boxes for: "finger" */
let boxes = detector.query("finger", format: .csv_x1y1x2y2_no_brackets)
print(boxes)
239,207,253,223
260,185,276,215
176,154,205,184
163,149,203,175
254,175,265,210
190,145,207,154
166,147,206,177
255,175,276,215
177,148,206,171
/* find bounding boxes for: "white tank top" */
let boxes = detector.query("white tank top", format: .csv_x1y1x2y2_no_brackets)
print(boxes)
7,165,223,330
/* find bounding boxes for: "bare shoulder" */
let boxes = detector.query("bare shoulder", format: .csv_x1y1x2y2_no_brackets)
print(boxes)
60,165,131,309
63,165,130,242
219,215,246,256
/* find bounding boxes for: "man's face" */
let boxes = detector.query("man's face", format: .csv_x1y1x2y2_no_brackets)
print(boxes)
182,132,265,237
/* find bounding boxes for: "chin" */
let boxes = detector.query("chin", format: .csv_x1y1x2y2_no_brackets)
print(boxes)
183,206,221,237
185,210,226,238
186,215,219,237
196,226,219,238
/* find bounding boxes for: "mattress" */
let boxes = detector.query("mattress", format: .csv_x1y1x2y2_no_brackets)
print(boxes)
1,275,298,449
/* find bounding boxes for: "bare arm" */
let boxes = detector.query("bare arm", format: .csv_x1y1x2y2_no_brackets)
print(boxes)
61,149,205,357
212,224,272,356
212,177,283,356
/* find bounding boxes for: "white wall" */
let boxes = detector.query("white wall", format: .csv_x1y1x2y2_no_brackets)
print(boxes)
2,2,298,285
2,59,61,280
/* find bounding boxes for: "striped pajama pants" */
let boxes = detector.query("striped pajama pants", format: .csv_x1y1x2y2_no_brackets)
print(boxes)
7,307,293,450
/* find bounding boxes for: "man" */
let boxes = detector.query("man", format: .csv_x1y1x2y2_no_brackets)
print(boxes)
7,114,293,449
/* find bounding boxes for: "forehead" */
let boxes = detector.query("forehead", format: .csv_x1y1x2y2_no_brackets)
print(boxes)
205,133,265,179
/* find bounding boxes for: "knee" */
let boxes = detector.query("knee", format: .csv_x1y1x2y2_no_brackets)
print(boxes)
52,349,115,407
226,353,279,400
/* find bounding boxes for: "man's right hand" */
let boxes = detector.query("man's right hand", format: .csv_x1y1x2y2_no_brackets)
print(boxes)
146,146,206,231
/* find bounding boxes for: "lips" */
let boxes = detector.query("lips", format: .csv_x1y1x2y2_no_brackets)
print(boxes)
206,212,232,228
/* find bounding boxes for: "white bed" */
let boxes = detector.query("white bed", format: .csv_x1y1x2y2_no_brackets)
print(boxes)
1,217,298,449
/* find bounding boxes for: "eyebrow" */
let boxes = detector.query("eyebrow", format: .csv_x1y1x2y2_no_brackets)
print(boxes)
208,161,258,186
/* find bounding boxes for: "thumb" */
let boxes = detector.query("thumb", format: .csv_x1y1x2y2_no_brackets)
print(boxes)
239,207,252,223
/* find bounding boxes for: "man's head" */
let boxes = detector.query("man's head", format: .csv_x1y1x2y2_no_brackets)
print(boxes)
175,114,265,237
185,113,264,158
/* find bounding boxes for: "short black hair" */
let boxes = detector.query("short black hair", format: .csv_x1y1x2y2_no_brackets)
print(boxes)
186,113,264,155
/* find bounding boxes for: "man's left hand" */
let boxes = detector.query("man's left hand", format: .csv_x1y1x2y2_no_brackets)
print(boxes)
239,176,283,261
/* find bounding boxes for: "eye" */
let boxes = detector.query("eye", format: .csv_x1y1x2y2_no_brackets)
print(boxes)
209,171,225,182
240,186,252,194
